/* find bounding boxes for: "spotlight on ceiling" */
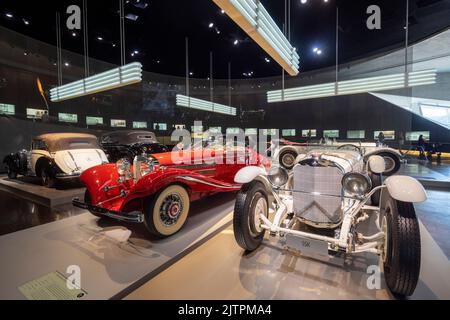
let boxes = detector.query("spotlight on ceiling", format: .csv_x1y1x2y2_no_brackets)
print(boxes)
209,22,214,28
317,50,322,55
72,32,77,37
23,19,30,25
97,36,103,41
64,62,70,67
265,57,271,63
313,47,318,52
5,13,13,18
125,13,139,21
221,9,225,14
189,72,194,76
233,39,239,45
301,0,308,4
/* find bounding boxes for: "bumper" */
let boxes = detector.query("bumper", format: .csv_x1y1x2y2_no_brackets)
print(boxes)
56,172,81,180
72,199,144,223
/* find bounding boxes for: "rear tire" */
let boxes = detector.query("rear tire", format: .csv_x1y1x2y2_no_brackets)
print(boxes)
144,185,190,238
382,193,421,297
279,150,297,170
234,181,269,252
40,165,57,188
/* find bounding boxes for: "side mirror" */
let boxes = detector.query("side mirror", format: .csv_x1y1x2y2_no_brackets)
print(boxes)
368,155,385,174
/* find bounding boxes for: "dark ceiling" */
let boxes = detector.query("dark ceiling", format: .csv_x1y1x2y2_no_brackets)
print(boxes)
0,0,449,79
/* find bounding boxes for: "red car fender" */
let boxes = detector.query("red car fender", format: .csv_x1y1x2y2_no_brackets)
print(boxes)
120,167,241,211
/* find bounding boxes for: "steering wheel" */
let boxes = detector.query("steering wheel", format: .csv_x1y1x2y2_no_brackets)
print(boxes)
337,144,363,154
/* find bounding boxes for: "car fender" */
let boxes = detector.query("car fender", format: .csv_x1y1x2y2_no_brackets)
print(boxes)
123,167,242,209
234,166,266,184
384,176,427,203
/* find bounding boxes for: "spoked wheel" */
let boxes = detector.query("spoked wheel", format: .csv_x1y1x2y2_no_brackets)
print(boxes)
40,166,57,188
381,192,421,297
144,185,190,238
280,151,297,170
234,181,269,252
378,152,401,176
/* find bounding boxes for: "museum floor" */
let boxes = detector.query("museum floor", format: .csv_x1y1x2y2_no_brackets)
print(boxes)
0,160,449,300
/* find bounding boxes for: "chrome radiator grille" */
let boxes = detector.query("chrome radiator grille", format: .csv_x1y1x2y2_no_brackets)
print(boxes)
293,165,343,226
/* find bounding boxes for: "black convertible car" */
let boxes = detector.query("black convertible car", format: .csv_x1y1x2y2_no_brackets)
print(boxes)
101,130,169,162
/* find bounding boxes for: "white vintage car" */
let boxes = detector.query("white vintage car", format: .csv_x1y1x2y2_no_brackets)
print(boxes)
3,133,108,188
274,139,403,176
233,149,426,297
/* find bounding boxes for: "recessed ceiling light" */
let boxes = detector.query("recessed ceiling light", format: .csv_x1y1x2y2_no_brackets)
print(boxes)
301,0,308,4
97,36,103,41
5,13,13,18
72,32,77,37
23,19,30,25
265,57,271,63
208,22,214,28
64,62,70,67
233,39,239,45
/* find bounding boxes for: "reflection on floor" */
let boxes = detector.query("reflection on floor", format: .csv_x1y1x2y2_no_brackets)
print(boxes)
127,214,450,300
0,191,85,236
416,189,450,259
400,160,450,182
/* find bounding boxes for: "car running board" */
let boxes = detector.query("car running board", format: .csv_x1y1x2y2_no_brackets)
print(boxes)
72,198,144,223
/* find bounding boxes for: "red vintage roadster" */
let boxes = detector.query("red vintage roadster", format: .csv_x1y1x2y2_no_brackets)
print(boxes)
73,142,269,238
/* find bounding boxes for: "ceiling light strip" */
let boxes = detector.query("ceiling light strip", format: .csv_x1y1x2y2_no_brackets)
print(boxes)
214,0,299,76
176,94,237,116
50,62,143,102
267,69,437,103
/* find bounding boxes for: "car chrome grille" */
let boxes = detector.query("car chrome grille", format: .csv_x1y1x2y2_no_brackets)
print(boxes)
293,165,343,226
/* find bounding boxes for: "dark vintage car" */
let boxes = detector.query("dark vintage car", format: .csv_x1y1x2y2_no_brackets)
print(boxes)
100,130,169,163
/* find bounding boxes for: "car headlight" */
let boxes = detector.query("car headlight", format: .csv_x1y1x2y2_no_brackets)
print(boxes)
342,172,372,197
268,166,289,187
116,159,131,176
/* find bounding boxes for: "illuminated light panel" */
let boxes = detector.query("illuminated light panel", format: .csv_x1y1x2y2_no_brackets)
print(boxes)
267,69,437,103
213,0,299,76
50,62,143,102
176,95,237,116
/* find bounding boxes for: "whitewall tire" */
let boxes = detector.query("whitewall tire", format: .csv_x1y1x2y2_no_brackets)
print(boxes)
144,185,190,238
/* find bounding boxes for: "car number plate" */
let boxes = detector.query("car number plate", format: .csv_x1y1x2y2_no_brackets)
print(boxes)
285,234,329,256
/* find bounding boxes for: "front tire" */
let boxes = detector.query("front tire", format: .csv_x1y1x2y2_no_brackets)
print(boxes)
144,185,190,238
381,193,421,297
6,166,17,179
234,181,269,252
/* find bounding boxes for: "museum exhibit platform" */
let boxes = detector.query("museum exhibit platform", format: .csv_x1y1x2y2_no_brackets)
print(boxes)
127,189,450,300
0,193,237,300
0,175,85,207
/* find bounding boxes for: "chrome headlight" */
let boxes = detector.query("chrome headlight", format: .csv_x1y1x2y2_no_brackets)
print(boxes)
268,166,289,188
133,155,158,182
116,159,131,176
342,172,372,197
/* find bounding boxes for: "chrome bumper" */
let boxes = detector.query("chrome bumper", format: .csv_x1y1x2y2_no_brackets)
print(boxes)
72,198,145,223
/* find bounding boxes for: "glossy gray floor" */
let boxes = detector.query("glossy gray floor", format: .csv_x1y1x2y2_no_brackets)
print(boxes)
127,196,450,300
